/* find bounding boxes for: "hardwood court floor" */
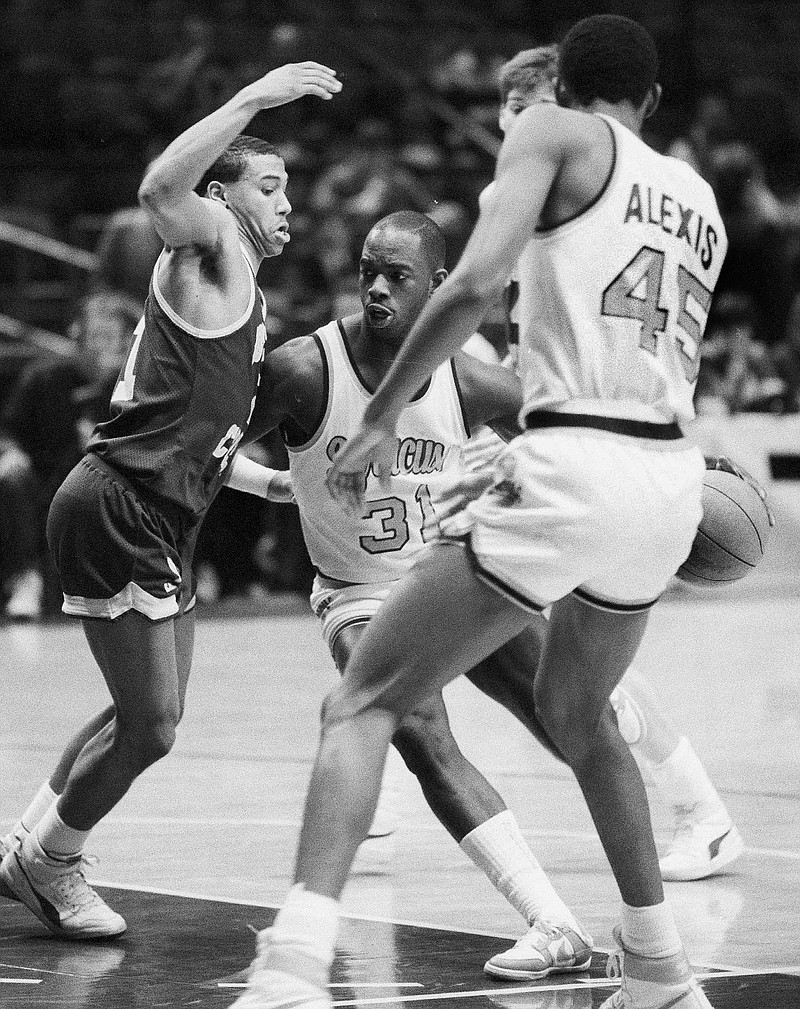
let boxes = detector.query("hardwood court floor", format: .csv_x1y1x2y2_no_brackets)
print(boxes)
2,549,799,1007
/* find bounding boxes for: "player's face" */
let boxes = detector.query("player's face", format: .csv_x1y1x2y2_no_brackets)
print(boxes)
223,154,291,258
359,229,435,342
499,82,556,133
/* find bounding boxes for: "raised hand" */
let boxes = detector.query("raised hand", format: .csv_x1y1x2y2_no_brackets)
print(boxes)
248,61,342,108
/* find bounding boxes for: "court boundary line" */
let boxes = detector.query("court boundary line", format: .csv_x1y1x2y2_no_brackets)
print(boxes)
86,879,534,941
91,816,800,863
219,970,800,1007
87,879,800,977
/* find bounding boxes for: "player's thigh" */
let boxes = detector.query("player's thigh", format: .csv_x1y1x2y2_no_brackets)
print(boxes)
174,606,196,716
82,610,181,726
324,542,530,725
465,618,562,760
465,616,545,713
535,594,650,726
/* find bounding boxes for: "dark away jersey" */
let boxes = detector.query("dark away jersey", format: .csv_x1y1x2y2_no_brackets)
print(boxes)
89,251,268,519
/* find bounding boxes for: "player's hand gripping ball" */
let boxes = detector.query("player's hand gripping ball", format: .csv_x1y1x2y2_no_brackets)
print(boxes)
676,457,774,586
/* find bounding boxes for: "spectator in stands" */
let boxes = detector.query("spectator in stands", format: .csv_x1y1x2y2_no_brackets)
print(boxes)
695,293,790,416
310,118,433,296
710,142,796,349
0,293,135,619
667,91,735,181
91,166,164,314
773,293,800,412
137,16,215,147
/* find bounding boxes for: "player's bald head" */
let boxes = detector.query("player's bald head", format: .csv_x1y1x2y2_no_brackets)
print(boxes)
366,212,446,273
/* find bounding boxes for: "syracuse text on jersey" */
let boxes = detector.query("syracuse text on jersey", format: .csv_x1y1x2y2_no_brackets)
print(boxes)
326,435,450,478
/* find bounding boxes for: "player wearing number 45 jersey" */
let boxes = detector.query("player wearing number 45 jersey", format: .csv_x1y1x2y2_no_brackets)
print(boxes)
0,61,342,939
480,43,744,887
233,15,728,1009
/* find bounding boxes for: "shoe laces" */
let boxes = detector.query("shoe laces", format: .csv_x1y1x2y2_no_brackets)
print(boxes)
33,854,103,913
606,947,623,980
516,920,570,953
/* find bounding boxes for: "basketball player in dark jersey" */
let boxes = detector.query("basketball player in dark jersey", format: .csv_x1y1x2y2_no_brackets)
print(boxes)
0,61,342,939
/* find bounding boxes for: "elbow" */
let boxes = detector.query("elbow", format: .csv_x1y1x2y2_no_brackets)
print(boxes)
137,178,158,212
137,170,172,213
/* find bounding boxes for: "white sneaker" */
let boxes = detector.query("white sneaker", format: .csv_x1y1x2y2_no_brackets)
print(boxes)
660,806,744,881
484,920,593,980
4,569,43,620
0,825,26,858
0,825,27,897
227,968,331,1009
599,928,713,1008
0,840,126,938
228,930,331,1009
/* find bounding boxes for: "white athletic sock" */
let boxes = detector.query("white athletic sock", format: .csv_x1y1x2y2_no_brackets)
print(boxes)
34,803,91,859
621,900,682,959
14,780,59,836
609,683,647,747
270,883,340,972
459,810,581,931
648,737,726,813
268,883,340,984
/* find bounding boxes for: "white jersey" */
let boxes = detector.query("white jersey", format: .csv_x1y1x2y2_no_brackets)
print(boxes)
289,320,469,583
516,113,727,426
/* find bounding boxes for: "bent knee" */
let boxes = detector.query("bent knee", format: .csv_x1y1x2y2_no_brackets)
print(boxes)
393,705,463,779
534,686,609,761
116,716,178,769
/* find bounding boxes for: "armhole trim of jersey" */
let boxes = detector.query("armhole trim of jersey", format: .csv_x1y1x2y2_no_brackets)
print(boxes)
535,116,617,236
151,248,257,339
283,332,330,453
450,358,472,440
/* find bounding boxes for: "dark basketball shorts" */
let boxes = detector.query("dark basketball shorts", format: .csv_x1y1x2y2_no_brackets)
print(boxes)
46,454,199,621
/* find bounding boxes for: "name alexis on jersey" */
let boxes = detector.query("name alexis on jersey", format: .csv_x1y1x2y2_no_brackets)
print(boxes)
326,435,449,477
623,183,720,271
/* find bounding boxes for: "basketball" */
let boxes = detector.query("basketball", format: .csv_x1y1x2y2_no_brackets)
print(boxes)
676,468,773,586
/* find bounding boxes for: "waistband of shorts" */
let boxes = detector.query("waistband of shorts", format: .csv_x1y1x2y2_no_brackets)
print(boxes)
524,410,685,441
82,453,194,527
314,571,402,592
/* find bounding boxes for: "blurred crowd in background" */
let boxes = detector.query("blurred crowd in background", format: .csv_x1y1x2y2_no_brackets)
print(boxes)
3,0,800,618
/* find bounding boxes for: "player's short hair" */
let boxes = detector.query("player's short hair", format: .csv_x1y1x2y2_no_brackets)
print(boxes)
498,45,559,103
196,135,282,196
559,15,659,108
370,211,446,272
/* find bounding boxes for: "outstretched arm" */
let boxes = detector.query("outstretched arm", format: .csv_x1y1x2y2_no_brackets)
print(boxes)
138,62,341,251
227,454,295,503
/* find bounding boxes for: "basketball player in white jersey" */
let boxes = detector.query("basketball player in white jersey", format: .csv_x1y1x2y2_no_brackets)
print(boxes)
227,14,728,1009
228,210,594,979
469,43,744,885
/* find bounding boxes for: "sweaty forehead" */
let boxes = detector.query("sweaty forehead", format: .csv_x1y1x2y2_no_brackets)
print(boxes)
242,153,287,185
361,227,423,268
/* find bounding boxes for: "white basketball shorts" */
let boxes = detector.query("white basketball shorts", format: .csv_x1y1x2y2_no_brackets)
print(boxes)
310,575,397,654
459,417,705,614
